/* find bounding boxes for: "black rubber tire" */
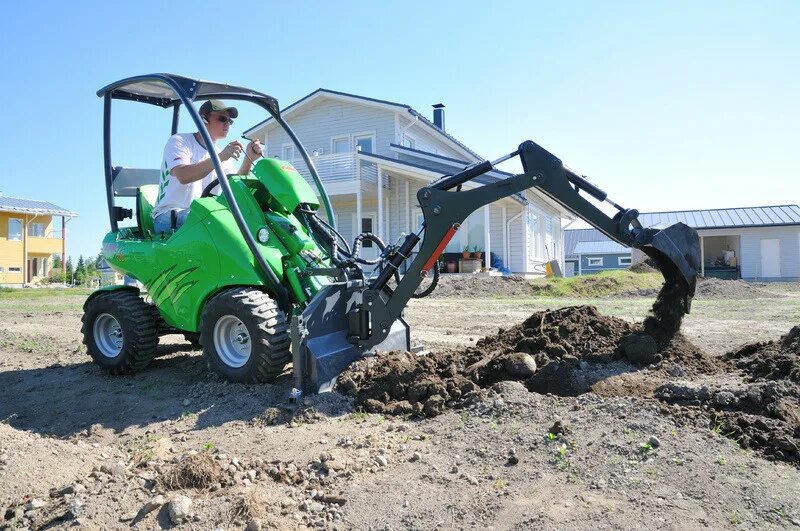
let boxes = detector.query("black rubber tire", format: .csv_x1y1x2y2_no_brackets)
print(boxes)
183,332,201,349
200,287,290,383
81,290,159,374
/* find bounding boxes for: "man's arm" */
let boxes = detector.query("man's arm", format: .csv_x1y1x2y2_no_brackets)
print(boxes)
172,141,243,184
237,139,264,175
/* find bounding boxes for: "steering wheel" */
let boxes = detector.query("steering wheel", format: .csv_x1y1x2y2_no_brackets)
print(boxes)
201,178,221,198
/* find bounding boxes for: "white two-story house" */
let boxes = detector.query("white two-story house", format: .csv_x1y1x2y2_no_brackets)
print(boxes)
244,89,572,274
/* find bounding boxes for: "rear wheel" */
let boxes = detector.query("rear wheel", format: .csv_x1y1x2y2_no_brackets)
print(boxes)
81,290,159,374
200,287,290,383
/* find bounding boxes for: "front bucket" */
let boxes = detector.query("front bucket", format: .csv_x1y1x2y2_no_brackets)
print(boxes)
637,222,701,316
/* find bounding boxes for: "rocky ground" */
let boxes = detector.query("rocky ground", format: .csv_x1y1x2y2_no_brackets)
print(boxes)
0,282,799,530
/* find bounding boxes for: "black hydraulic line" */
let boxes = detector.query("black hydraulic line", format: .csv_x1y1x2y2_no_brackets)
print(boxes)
563,169,607,202
371,232,420,291
432,160,493,191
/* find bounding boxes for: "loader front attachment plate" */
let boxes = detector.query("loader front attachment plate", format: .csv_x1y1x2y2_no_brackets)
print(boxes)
634,221,701,318
292,283,410,395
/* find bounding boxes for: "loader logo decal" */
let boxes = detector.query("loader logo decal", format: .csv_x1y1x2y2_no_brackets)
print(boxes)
146,265,201,307
157,160,170,204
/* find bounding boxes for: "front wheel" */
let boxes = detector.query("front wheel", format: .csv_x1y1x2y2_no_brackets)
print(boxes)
81,290,159,374
200,288,290,383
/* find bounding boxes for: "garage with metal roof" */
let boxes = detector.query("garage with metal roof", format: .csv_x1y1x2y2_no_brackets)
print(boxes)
636,205,800,281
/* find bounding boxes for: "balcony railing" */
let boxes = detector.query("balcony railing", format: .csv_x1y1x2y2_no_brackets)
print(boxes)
289,151,384,188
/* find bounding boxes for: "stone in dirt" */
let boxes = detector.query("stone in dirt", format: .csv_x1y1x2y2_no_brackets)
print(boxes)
167,495,192,524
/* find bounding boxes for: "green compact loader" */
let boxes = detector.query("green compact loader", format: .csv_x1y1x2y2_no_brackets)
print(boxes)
84,74,701,398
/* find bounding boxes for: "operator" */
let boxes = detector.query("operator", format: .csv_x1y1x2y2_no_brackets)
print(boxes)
152,99,263,232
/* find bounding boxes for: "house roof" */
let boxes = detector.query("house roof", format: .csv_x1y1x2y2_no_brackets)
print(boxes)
242,88,482,160
638,205,800,230
573,240,630,255
357,151,528,205
0,195,77,217
564,228,613,259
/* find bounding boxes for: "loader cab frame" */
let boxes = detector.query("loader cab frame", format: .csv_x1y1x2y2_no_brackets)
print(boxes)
97,73,337,311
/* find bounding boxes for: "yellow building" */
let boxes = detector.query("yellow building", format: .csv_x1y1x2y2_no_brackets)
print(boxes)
0,195,77,286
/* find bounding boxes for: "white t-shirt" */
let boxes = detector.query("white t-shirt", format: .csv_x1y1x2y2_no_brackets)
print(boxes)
152,133,236,219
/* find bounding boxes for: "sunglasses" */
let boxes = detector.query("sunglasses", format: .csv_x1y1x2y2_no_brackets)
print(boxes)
215,115,234,125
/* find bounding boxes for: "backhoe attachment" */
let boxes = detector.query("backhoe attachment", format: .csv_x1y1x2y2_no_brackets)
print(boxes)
292,139,701,395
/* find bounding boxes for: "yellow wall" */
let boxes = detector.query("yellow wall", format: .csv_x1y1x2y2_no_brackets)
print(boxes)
0,211,65,285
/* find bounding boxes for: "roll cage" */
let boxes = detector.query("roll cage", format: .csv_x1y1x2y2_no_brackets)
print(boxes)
97,73,336,311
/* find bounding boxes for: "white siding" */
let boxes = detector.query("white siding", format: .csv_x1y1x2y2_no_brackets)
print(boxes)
265,99,396,162
507,205,525,273
736,227,800,280
397,115,471,160
490,205,505,268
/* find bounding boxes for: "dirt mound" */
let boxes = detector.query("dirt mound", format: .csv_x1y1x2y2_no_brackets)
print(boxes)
629,261,657,273
725,326,800,383
428,275,533,298
695,277,782,299
655,326,800,464
337,305,714,415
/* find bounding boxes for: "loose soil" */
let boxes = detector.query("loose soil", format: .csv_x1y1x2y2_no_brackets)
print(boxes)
428,274,535,298
340,299,798,466
338,305,716,413
2,287,800,529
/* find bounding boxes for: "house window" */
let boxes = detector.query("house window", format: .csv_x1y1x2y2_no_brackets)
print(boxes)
587,257,603,267
281,144,295,161
0,267,4,272
9,267,21,272
354,134,374,154
402,135,416,149
8,218,22,241
618,256,632,266
361,217,373,248
28,223,46,237
332,137,350,154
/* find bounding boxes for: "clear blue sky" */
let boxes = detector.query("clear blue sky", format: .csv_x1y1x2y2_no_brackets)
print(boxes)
1,1,797,260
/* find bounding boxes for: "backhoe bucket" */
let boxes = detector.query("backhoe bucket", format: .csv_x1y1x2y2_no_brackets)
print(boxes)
636,222,701,315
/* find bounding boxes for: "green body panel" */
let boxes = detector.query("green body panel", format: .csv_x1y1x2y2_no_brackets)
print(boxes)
137,185,158,236
100,160,330,333
252,159,319,212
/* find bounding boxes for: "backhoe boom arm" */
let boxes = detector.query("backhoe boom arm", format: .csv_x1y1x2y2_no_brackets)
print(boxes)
352,140,700,349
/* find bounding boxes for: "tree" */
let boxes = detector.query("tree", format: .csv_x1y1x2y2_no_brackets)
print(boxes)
94,252,103,269
65,256,74,281
75,255,86,286
52,254,62,270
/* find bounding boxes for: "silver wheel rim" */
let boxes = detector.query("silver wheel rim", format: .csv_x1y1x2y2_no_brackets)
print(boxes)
213,315,252,368
93,313,124,358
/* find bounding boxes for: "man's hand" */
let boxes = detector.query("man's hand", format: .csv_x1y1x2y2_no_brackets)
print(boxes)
246,139,263,160
220,141,244,161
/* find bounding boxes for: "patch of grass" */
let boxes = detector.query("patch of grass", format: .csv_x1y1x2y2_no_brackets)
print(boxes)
160,453,222,490
202,441,215,452
229,487,268,523
493,478,507,489
728,512,743,525
530,270,663,298
639,442,654,454
716,455,727,465
349,411,368,423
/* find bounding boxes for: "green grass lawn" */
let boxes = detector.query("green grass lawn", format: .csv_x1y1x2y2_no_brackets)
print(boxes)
529,270,663,298
0,287,94,312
